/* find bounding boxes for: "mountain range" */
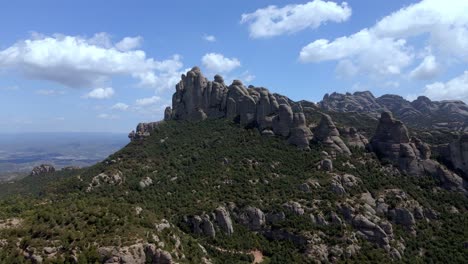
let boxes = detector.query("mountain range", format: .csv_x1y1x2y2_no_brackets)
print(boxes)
0,67,467,263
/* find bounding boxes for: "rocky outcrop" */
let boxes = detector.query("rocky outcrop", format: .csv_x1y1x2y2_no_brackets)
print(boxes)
30,164,55,176
129,121,164,141
214,206,234,235
341,127,369,149
436,134,468,178
139,177,153,189
371,112,466,192
187,215,216,238
320,91,383,113
313,114,351,155
239,206,266,231
98,243,172,264
86,171,124,192
164,67,313,149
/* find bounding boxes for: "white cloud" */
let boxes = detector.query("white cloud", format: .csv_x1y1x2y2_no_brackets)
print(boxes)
136,95,161,106
300,0,468,77
202,53,241,73
203,34,216,42
84,87,115,99
241,0,351,38
36,89,65,95
423,71,468,103
115,36,143,51
301,29,413,76
0,33,184,91
111,102,129,111
410,55,439,80
97,113,119,120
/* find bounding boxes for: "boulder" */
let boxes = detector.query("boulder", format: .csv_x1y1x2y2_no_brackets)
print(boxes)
240,206,266,231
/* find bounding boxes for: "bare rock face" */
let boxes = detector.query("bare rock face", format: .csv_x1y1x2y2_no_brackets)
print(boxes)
437,134,468,178
214,206,234,235
313,114,351,155
98,243,173,264
288,106,313,150
371,112,466,192
164,67,313,149
341,127,368,149
129,121,164,141
272,104,294,137
187,215,216,238
239,206,266,231
164,106,172,121
319,91,468,131
30,164,55,176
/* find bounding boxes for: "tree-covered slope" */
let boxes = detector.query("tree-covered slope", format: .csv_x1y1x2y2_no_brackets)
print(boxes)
0,119,467,263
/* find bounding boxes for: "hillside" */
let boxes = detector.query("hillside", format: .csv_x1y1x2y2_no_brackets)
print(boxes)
0,67,467,263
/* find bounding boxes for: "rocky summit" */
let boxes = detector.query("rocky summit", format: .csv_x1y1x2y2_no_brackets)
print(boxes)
131,66,313,150
320,91,468,131
2,67,468,263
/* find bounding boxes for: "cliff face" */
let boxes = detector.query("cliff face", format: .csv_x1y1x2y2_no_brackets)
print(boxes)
371,112,466,192
320,92,468,131
166,66,314,149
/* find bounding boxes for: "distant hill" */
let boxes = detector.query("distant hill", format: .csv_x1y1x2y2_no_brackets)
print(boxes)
0,132,127,180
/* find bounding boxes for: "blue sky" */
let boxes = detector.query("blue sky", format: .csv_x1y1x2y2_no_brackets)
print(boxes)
0,0,467,133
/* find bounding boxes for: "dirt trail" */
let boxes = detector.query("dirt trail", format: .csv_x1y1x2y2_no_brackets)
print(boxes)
207,244,264,263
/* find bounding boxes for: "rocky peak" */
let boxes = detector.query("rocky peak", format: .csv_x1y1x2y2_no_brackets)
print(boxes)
31,164,55,176
313,114,351,155
371,112,466,193
372,112,410,144
319,91,468,131
164,67,313,149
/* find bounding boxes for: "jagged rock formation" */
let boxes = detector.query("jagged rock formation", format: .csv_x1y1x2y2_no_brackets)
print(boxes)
30,164,55,176
320,91,468,131
166,67,313,149
313,114,351,155
370,112,466,192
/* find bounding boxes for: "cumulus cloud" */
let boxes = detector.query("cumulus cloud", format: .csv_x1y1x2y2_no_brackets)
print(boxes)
111,102,129,111
241,0,351,38
410,55,439,80
202,53,241,73
0,33,184,91
115,36,142,51
135,96,161,106
301,29,413,76
203,34,216,42
84,87,115,99
300,0,468,77
423,71,468,103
